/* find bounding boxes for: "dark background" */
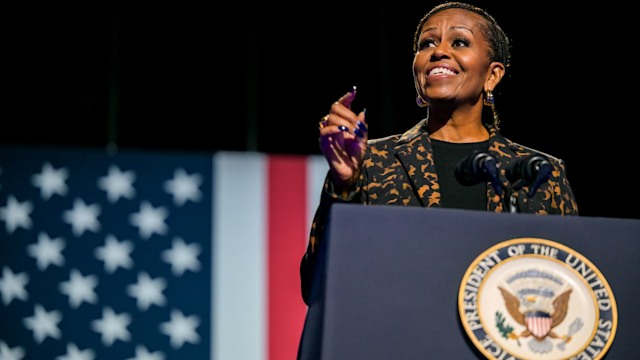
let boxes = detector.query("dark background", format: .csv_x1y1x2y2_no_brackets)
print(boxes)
4,1,637,219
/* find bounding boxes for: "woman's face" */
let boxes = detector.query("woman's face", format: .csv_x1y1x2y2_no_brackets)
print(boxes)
413,8,494,107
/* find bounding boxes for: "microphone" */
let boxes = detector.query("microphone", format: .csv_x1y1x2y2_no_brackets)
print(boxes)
506,154,552,198
455,150,503,195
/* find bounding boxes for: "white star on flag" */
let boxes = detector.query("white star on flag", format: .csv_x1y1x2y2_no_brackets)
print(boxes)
126,345,164,360
55,343,95,360
97,165,136,203
126,272,167,311
94,234,134,274
0,267,29,306
27,232,66,271
161,237,201,276
31,162,69,200
159,309,200,349
59,269,98,308
129,201,168,239
0,196,33,233
62,198,101,237
163,168,202,206
23,304,62,344
0,340,25,360
90,307,131,346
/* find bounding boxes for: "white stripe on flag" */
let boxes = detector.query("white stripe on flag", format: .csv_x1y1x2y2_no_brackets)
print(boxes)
306,155,328,243
212,151,267,360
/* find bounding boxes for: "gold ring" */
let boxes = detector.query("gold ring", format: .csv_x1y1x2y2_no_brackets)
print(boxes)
319,115,329,129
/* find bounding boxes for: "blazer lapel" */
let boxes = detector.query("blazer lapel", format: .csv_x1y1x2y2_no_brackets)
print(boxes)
394,120,442,208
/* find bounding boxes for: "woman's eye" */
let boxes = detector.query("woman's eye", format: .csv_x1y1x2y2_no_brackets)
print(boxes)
418,39,436,50
452,38,470,47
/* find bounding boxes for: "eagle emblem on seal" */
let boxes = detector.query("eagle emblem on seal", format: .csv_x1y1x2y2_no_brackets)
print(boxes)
496,268,582,354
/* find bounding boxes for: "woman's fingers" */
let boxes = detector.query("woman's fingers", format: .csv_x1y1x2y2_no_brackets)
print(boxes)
337,86,357,108
320,86,361,136
330,86,357,120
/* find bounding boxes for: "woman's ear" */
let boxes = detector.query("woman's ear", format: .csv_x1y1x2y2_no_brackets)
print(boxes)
485,62,506,90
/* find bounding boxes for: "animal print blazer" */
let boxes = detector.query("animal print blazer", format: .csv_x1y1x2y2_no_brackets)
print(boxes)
300,119,579,304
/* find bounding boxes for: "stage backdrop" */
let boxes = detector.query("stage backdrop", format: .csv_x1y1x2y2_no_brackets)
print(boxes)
0,146,328,360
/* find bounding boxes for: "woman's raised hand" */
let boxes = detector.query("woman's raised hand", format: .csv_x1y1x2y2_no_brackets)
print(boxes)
318,86,368,188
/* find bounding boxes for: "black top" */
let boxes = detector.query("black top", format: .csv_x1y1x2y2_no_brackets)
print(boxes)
431,139,489,210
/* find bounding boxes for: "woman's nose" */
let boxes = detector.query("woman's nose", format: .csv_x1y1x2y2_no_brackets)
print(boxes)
431,43,450,59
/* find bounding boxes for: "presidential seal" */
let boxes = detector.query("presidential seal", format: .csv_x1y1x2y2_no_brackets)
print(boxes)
458,238,617,360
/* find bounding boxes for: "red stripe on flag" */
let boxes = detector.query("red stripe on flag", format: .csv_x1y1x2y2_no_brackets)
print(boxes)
267,155,309,360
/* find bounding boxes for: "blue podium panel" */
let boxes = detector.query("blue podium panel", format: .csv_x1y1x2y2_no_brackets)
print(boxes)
301,204,639,360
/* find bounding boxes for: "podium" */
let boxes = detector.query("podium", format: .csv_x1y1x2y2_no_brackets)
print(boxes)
297,204,640,360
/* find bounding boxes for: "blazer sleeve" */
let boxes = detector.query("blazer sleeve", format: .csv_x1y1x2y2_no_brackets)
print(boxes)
300,172,364,305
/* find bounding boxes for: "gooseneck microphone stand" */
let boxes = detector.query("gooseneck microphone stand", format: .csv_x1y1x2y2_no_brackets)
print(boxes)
456,151,553,214
504,154,553,213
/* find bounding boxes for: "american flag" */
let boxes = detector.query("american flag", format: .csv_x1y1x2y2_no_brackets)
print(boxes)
0,146,327,360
